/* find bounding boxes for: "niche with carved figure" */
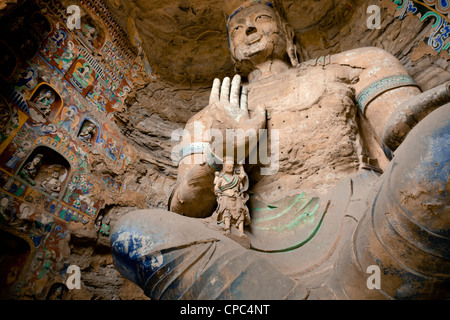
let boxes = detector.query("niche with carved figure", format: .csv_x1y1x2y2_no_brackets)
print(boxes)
0,228,33,299
28,83,63,120
77,119,98,147
75,9,106,53
45,282,68,300
17,146,71,199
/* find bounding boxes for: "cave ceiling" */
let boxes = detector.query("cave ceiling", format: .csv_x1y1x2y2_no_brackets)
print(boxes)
103,0,367,86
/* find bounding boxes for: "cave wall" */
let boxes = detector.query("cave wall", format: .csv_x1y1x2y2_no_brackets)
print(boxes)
0,0,149,299
0,0,448,300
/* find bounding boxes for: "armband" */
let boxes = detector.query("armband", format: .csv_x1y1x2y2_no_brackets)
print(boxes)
356,74,419,114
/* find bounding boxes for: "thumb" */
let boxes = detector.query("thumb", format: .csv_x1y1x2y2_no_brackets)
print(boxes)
255,104,266,113
243,104,267,131
254,104,267,121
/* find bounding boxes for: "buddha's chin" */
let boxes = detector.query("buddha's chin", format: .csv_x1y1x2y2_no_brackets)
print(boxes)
243,40,268,57
235,41,273,63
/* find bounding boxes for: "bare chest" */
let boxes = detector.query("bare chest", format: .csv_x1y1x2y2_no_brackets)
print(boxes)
246,66,361,191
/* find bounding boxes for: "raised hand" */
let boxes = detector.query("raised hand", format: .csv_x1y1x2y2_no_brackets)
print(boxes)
209,75,249,124
202,74,266,162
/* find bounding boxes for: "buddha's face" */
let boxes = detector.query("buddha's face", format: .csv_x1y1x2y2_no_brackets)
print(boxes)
228,4,287,67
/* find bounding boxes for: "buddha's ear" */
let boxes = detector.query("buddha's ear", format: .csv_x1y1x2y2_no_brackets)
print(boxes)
284,23,299,68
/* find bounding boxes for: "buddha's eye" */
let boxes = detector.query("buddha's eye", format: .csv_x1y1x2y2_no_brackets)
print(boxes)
232,25,242,35
255,14,271,21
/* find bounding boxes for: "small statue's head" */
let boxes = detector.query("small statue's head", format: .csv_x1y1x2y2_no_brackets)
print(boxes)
86,123,95,132
226,0,298,76
32,154,44,165
223,156,235,174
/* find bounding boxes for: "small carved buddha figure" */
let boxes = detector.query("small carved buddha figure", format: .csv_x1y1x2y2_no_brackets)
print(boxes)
214,157,250,235
99,217,111,237
40,170,62,197
34,89,53,116
19,153,43,186
83,25,97,46
94,215,103,231
78,123,95,146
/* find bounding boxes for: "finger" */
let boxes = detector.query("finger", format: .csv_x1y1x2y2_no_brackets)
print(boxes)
246,105,266,128
230,75,241,107
240,85,248,112
255,104,266,118
210,78,221,104
220,77,231,103
255,105,267,128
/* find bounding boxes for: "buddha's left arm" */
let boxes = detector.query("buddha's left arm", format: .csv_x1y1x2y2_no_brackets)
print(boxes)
330,47,422,144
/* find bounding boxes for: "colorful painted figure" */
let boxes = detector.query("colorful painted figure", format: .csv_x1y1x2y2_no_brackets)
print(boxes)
15,68,38,91
82,24,97,46
78,122,95,146
72,63,93,89
56,106,77,133
6,141,32,169
19,153,43,186
54,41,77,73
47,29,66,53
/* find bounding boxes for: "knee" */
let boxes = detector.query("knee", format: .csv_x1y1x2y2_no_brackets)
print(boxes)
387,104,449,234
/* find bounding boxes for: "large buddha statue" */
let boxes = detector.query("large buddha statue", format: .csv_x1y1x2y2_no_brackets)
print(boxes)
111,1,449,300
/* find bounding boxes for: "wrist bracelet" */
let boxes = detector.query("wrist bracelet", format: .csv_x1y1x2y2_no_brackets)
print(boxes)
176,141,227,173
177,142,210,163
205,148,223,172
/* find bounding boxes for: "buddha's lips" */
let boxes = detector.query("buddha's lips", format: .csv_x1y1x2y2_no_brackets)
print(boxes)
246,33,262,45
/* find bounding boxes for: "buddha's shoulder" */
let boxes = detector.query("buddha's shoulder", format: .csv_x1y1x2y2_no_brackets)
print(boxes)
299,47,400,69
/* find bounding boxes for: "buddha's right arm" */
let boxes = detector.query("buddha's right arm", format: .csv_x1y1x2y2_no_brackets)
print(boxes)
168,153,219,218
167,105,219,218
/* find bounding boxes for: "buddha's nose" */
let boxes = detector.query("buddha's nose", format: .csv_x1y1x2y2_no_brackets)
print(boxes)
246,25,257,36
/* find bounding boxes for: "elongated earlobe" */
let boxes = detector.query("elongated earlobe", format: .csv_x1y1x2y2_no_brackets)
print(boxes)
284,25,299,67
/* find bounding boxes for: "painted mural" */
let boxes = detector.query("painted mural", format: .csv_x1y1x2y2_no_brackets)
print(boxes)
390,0,450,54
0,0,149,299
